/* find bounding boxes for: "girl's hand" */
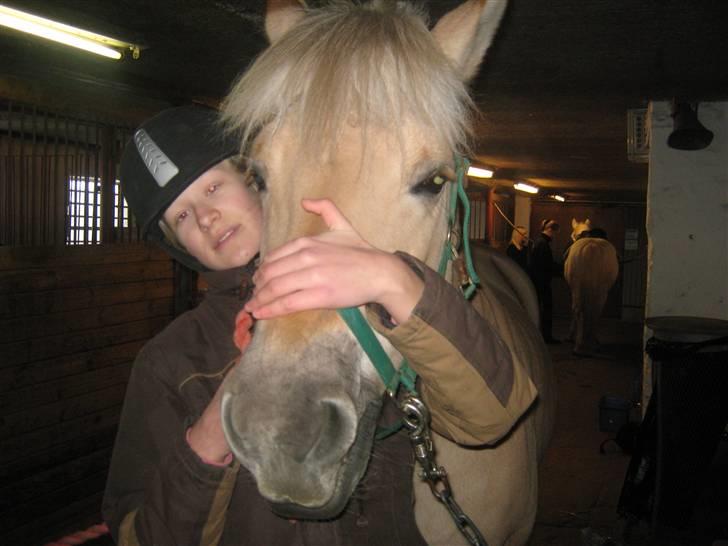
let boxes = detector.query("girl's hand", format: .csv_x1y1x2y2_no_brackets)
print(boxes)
186,311,253,466
244,199,423,324
186,380,232,466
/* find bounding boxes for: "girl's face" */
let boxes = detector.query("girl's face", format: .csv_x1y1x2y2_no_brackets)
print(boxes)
162,160,263,271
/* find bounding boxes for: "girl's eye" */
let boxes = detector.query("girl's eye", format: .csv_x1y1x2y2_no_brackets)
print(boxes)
176,210,189,224
411,173,449,195
207,183,219,195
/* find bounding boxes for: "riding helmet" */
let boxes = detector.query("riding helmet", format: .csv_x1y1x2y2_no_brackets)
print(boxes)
120,105,240,270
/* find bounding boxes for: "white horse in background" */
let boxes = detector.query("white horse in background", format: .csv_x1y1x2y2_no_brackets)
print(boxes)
220,1,555,544
564,218,619,356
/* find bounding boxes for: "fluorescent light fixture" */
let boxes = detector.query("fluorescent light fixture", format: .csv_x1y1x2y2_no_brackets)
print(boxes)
550,194,566,202
467,166,494,179
0,4,140,60
513,182,539,194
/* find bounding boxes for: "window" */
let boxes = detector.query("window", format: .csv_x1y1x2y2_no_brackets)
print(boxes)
66,176,101,245
66,177,129,244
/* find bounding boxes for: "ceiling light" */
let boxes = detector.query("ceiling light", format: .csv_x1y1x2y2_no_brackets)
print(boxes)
550,194,565,202
513,182,539,194
467,166,494,179
0,4,140,60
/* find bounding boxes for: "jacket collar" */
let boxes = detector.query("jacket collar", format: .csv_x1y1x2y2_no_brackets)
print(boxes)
201,256,257,299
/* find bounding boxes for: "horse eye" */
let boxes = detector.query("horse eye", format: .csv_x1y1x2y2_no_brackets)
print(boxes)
411,173,449,195
247,168,267,192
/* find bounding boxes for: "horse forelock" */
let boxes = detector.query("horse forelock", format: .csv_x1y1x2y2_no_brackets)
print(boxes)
222,0,474,159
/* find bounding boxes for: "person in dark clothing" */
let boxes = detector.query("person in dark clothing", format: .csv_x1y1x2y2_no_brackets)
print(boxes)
101,105,537,546
530,218,561,343
506,225,530,273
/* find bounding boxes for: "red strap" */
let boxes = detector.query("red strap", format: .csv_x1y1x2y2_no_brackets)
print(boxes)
43,522,109,546
233,310,254,352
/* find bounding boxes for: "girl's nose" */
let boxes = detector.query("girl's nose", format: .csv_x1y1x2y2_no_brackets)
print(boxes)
196,206,220,230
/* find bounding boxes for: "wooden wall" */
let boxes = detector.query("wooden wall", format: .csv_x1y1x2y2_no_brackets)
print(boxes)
466,188,513,249
0,243,175,545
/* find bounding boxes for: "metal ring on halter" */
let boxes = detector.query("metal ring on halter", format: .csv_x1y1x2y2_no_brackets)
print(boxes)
445,227,460,259
399,396,429,437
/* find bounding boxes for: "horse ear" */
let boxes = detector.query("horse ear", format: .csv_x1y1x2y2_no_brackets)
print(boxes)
585,218,592,228
431,0,508,82
265,0,306,43
571,218,577,228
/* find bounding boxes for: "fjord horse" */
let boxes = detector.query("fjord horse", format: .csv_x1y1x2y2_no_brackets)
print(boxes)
221,2,555,544
564,218,619,356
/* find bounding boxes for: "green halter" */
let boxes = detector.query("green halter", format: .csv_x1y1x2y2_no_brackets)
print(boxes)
337,155,480,399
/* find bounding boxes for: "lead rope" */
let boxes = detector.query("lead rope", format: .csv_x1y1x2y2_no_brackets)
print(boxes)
400,395,489,546
337,155,488,546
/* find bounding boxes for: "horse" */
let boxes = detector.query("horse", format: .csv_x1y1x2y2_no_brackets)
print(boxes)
564,218,619,356
219,1,555,544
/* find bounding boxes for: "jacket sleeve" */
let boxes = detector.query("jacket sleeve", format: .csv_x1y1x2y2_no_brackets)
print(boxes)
102,343,238,546
365,253,537,446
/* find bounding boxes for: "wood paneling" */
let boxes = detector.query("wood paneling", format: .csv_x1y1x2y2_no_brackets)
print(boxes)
0,242,175,545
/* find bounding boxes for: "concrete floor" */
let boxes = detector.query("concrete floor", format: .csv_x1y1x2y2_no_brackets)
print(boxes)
528,316,642,546
528,316,728,546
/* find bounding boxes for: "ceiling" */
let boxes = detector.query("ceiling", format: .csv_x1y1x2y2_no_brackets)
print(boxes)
2,0,727,202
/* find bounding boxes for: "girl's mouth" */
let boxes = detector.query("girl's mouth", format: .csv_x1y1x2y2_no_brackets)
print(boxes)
215,225,239,250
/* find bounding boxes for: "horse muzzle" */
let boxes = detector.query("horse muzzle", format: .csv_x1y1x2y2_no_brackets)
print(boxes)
220,350,382,520
267,398,382,520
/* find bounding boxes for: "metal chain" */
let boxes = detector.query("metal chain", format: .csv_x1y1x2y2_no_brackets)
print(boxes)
397,395,489,546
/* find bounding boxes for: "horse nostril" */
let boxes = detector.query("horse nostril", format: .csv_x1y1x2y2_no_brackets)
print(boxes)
312,401,347,459
288,399,354,465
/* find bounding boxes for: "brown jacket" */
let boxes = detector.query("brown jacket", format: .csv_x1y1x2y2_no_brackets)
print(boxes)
102,255,536,546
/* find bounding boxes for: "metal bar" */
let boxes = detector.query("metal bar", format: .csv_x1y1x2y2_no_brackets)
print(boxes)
94,119,101,244
70,146,76,245
113,130,121,243
84,119,90,244
30,104,36,245
83,118,91,244
101,123,115,243
61,111,70,245
12,101,18,245
19,103,26,245
0,101,7,245
52,109,61,245
1,101,7,245
41,106,49,244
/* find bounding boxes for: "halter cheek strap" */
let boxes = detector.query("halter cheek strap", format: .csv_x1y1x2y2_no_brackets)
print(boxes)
337,157,490,546
438,156,480,299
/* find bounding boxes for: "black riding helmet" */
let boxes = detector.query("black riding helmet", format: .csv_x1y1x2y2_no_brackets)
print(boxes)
120,105,240,271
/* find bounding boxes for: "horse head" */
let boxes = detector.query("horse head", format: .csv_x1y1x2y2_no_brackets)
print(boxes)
220,0,507,519
571,217,593,241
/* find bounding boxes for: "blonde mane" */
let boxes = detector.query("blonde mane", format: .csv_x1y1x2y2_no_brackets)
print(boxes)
221,0,475,157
